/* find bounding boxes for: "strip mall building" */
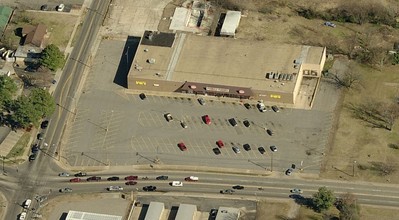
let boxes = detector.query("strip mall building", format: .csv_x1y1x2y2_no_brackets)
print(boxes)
127,31,326,104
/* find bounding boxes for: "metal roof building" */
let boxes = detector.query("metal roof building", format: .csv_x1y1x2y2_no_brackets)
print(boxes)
144,202,164,220
175,204,197,220
220,11,241,37
65,211,122,220
215,207,240,220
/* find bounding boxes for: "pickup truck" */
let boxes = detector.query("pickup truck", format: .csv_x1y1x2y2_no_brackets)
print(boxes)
184,176,199,182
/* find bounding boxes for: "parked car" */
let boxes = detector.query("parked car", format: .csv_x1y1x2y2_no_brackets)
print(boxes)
171,181,183,187
40,4,49,11
257,103,266,112
232,146,241,154
41,120,49,129
37,133,44,140
243,144,251,151
216,140,224,148
143,186,157,191
198,97,205,105
125,181,137,185
229,118,238,127
266,129,274,136
178,142,187,151
107,186,123,191
220,189,235,194
57,3,65,12
270,145,277,152
156,175,168,180
31,145,39,153
285,168,293,176
87,176,101,181
271,105,280,112
180,121,188,128
244,103,252,109
324,21,336,28
213,148,221,155
19,212,26,220
232,185,244,190
164,113,173,122
139,93,147,100
290,188,303,194
124,175,138,180
107,176,120,181
29,153,37,161
258,146,266,154
203,115,211,125
243,120,250,127
59,188,72,193
210,209,218,218
74,172,87,177
58,172,70,177
184,176,199,182
69,178,81,182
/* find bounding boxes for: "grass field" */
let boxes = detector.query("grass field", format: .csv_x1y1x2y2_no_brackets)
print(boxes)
6,132,30,159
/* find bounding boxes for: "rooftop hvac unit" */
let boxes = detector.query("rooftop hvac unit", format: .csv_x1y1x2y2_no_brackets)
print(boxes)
147,58,156,64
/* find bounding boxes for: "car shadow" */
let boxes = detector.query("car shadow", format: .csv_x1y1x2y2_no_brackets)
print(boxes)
113,36,140,88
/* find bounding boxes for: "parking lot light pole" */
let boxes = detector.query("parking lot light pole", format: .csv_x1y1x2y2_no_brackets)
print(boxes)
353,160,357,177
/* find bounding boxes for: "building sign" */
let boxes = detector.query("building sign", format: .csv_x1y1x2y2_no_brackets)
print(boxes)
270,94,281,99
205,87,229,93
136,81,146,86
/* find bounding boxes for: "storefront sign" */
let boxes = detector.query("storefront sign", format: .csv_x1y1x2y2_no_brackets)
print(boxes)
136,81,146,86
270,94,281,99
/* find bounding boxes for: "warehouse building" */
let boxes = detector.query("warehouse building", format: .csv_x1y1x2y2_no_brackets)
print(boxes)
127,31,326,105
144,202,164,220
175,204,197,220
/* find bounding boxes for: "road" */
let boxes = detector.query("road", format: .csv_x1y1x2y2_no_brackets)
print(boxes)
1,0,111,219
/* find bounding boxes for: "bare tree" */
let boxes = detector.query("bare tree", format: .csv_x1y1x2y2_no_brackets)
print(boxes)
336,193,360,220
332,69,362,89
380,102,399,131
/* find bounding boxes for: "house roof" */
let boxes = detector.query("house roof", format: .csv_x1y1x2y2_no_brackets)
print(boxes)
22,24,47,48
0,6,13,33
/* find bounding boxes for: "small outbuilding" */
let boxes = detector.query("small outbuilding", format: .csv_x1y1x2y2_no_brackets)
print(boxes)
220,11,241,37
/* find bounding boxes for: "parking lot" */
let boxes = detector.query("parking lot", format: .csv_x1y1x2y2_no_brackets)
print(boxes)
60,39,334,174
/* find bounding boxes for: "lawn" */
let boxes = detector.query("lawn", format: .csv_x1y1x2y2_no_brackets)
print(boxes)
6,132,31,159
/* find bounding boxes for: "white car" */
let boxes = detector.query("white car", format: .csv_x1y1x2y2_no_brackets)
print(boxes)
19,212,27,220
57,4,65,12
107,186,123,191
171,181,183,187
58,172,70,177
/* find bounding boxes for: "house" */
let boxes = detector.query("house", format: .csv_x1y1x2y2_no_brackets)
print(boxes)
22,24,47,48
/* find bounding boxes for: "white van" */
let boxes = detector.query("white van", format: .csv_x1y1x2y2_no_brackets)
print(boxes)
23,199,31,209
171,181,183,187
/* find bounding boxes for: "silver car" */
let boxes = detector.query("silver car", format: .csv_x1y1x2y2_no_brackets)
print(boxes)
232,146,241,154
58,172,70,177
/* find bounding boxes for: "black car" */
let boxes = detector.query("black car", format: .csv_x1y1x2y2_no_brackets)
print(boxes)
156,175,168,180
37,133,44,140
272,105,280,112
75,172,87,177
213,148,221,155
41,120,49,129
139,93,147,100
232,185,244,190
244,103,251,109
243,144,251,151
87,176,101,181
220,189,235,194
31,144,39,153
107,176,120,181
210,209,218,218
243,120,250,127
40,4,48,11
266,129,274,136
258,146,266,154
228,118,238,127
270,145,277,152
143,186,157,191
29,153,37,161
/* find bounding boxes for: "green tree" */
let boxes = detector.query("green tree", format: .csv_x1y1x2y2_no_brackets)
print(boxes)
312,187,336,212
336,193,360,220
39,44,65,71
0,75,18,108
9,96,42,128
29,88,55,117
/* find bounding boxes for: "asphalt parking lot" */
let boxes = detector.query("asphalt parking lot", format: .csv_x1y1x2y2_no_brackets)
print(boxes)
61,38,335,175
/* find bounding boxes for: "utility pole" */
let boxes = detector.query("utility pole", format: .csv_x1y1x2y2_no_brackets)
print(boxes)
353,160,357,177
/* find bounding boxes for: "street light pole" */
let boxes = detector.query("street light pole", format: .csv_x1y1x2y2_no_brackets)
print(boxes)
271,153,274,172
353,160,357,177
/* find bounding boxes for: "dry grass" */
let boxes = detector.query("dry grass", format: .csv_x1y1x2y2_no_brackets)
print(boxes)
360,205,399,220
256,200,291,220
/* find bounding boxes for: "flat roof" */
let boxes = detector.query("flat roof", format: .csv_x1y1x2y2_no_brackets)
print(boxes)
169,7,191,31
130,33,325,93
220,11,241,36
65,211,122,220
175,204,197,220
144,202,164,220
215,207,240,220
141,31,175,47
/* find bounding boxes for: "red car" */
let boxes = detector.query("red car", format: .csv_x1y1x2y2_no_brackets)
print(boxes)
178,142,187,151
124,175,138,180
216,140,224,148
125,181,137,185
70,178,81,182
203,115,211,125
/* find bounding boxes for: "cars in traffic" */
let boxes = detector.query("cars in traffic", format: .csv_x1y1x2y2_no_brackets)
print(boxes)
203,115,211,125
228,118,238,127
125,181,137,185
69,178,81,182
171,181,183,187
184,176,199,181
258,146,266,154
125,175,138,180
213,148,221,155
58,172,70,177
107,176,120,181
178,142,187,151
232,146,240,154
59,188,72,193
74,172,87,177
243,119,250,127
164,113,173,122
87,176,101,181
270,145,277,152
243,144,251,151
220,189,235,194
232,185,244,190
143,186,157,191
290,188,303,194
216,140,224,148
198,97,205,105
107,186,123,191
156,175,168,180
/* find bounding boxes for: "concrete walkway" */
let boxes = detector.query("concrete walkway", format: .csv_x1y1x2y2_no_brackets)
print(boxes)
0,130,23,157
